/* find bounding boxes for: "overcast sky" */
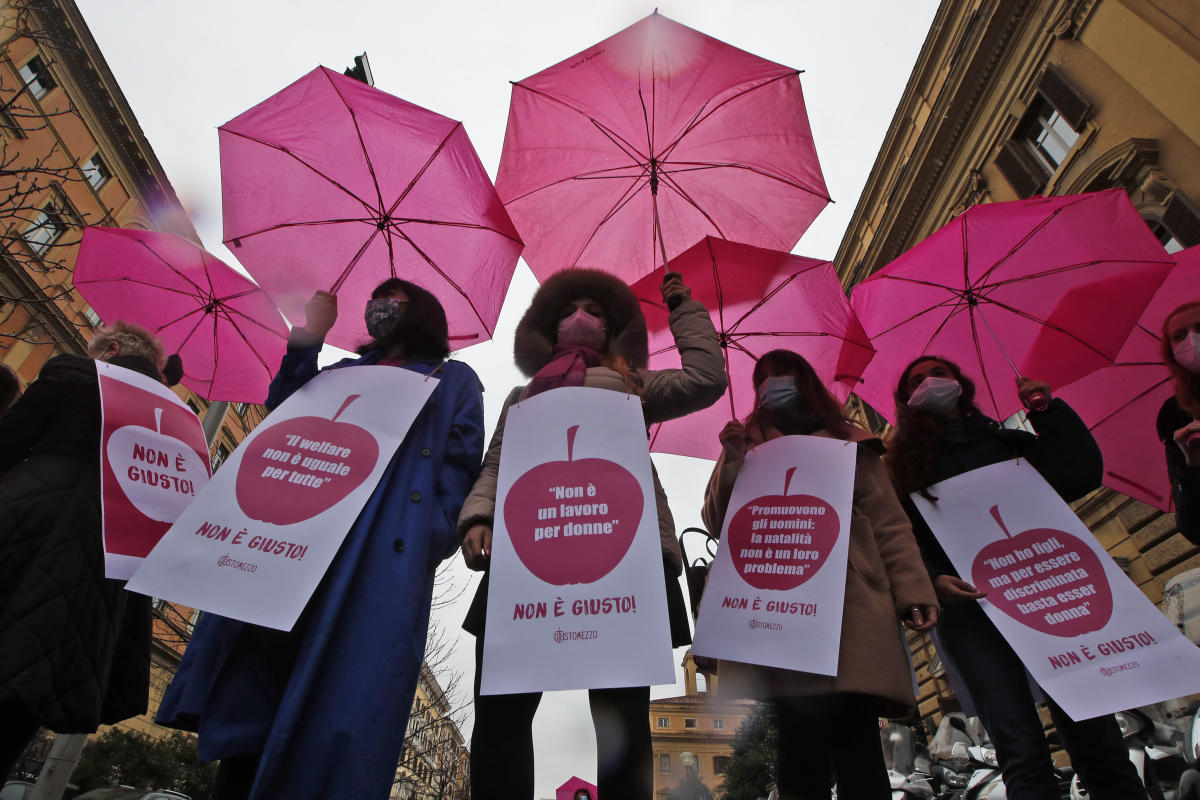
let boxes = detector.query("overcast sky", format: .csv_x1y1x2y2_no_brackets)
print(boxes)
75,1,939,794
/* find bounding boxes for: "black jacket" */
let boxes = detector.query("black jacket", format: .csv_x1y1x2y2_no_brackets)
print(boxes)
0,354,157,731
901,398,1103,581
1157,395,1200,545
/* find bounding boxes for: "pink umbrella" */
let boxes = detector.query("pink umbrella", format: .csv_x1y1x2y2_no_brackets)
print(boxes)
220,66,523,351
495,11,830,284
74,227,289,403
631,238,874,460
1057,246,1200,510
850,190,1175,423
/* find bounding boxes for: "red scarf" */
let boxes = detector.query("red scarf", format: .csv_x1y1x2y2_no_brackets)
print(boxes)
523,346,604,399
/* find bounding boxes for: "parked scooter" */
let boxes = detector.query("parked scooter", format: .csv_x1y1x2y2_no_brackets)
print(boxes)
1070,703,1200,800
882,721,936,798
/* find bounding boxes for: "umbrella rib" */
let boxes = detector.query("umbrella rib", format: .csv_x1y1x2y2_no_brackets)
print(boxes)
502,158,647,204
965,306,1003,419
725,263,827,333
76,275,201,298
218,301,290,339
389,227,492,338
383,123,460,218
391,218,524,245
567,176,653,268
707,238,727,339
655,170,728,241
219,129,378,216
510,83,649,162
153,305,209,335
973,196,1097,286
322,69,387,214
867,296,967,339
657,71,800,162
172,309,211,356
222,218,381,245
662,160,832,200
980,296,1115,361
127,236,210,296
219,307,279,375
330,227,384,294
981,257,1176,291
1090,375,1169,430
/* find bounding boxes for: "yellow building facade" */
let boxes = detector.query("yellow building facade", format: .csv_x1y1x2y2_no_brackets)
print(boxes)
650,652,756,799
836,0,1200,721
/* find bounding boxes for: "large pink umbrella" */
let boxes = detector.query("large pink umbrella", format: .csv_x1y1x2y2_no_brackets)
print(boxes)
74,227,289,403
631,238,874,460
220,66,523,351
495,11,830,284
850,190,1175,423
1057,246,1200,510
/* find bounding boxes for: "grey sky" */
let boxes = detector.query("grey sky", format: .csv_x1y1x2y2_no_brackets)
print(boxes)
75,1,938,794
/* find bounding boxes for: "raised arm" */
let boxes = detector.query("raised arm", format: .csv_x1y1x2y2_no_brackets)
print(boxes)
266,291,337,410
458,386,523,570
641,276,727,423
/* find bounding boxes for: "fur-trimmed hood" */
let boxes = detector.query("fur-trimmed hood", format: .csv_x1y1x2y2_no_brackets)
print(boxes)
513,269,649,376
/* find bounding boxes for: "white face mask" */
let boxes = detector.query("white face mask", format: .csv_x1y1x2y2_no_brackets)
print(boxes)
1174,331,1200,374
907,376,962,416
756,376,800,410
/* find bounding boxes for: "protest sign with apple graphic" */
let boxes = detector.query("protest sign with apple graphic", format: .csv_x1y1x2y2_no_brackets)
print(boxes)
235,394,380,526
107,406,208,522
504,424,643,585
971,504,1113,637
726,466,841,591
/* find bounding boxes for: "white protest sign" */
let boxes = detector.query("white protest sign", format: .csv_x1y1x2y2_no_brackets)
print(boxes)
692,435,856,676
914,459,1200,720
481,386,674,695
96,361,210,579
127,366,437,630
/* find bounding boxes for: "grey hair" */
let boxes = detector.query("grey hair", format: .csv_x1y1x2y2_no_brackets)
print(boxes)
87,320,165,368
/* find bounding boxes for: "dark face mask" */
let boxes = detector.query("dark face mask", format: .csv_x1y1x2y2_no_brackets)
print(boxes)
365,298,406,340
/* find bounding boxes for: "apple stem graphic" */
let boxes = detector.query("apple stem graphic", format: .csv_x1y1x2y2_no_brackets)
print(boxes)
989,505,1013,539
332,394,362,423
153,407,163,434
783,466,797,496
566,424,580,461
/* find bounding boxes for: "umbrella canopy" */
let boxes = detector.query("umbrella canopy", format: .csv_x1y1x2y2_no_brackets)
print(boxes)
631,238,874,460
850,189,1175,423
74,227,289,403
220,66,523,351
1057,245,1200,510
496,11,830,284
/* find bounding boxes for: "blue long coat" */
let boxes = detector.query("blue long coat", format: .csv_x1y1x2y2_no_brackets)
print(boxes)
157,345,484,800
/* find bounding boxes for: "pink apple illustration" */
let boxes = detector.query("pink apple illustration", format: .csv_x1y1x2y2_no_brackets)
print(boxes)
971,505,1113,637
727,467,840,591
107,407,208,522
503,424,643,585
235,394,380,525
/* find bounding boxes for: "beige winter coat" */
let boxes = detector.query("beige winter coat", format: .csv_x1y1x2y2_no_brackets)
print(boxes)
702,420,937,714
459,297,726,573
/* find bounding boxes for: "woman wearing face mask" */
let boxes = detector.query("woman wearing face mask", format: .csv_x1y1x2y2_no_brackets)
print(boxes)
1159,301,1200,544
157,279,485,800
703,349,937,800
459,269,726,800
888,356,1146,800
0,322,170,778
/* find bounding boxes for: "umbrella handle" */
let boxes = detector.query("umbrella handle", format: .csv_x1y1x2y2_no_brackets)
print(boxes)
1025,391,1050,412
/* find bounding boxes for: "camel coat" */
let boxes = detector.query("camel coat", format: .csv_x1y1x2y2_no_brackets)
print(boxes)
702,421,936,715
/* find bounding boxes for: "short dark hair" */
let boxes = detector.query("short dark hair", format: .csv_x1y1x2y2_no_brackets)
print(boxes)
358,278,450,361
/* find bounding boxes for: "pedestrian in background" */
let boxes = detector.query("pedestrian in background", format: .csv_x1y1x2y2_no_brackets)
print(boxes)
0,322,167,776
157,279,485,800
703,349,937,800
887,355,1147,800
459,269,726,800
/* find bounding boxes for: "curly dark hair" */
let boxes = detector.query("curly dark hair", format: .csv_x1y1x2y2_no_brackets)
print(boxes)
887,355,982,499
1161,301,1200,419
746,349,853,439
357,278,450,361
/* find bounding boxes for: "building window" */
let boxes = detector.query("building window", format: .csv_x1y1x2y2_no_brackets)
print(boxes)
657,717,670,728
83,307,102,327
996,65,1091,198
18,56,56,100
186,399,201,415
1144,195,1200,252
22,205,67,255
211,443,231,472
1148,219,1184,254
714,755,731,774
713,719,725,729
659,754,671,772
234,402,248,416
684,718,697,729
82,153,110,189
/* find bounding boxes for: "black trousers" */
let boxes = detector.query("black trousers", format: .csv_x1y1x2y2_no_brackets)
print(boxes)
470,635,652,800
775,693,891,800
938,601,1148,800
0,698,41,781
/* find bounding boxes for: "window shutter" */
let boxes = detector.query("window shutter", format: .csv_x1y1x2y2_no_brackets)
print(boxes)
1039,65,1091,130
1164,194,1200,248
995,140,1046,198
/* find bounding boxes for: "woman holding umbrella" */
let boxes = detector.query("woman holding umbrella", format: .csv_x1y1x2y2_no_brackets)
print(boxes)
887,355,1147,800
458,269,725,800
1158,301,1200,544
157,279,485,800
702,349,938,800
